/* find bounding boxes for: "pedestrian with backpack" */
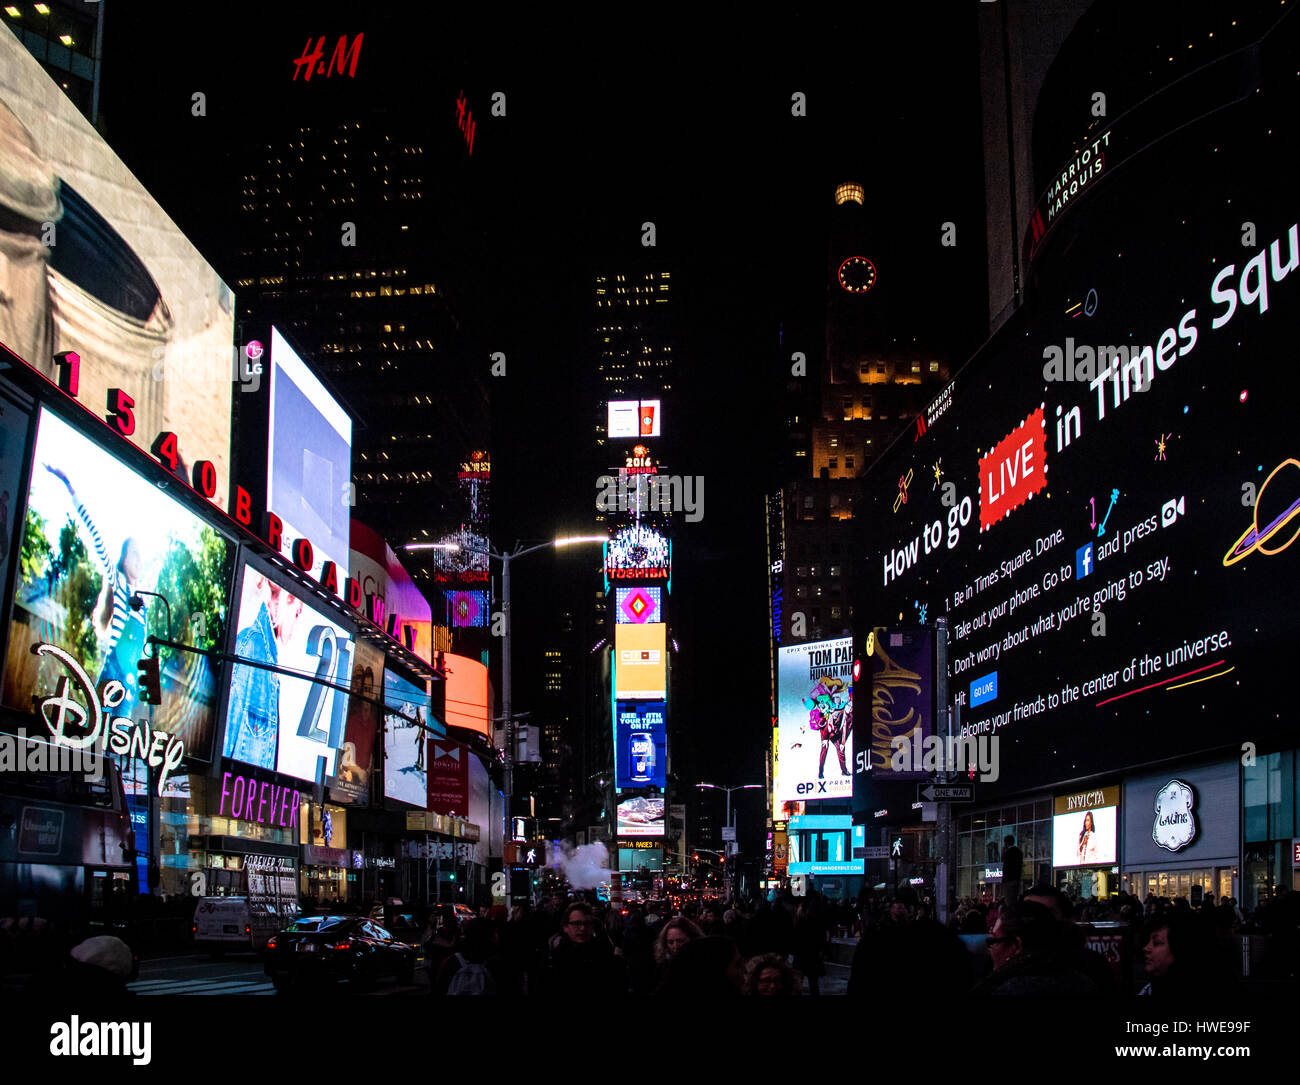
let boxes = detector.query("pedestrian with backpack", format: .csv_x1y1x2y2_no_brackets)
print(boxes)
434,919,517,995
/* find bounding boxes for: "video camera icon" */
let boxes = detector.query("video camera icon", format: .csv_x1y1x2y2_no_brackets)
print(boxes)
1162,495,1185,528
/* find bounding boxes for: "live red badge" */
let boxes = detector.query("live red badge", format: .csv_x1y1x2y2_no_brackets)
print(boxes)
979,407,1049,531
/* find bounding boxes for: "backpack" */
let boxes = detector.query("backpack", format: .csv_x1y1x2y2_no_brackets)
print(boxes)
446,952,496,995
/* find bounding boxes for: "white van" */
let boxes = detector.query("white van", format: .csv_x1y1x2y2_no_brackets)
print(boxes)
193,896,292,955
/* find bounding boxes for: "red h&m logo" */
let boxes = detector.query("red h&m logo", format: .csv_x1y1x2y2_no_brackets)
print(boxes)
456,91,475,155
978,406,1048,532
292,34,364,82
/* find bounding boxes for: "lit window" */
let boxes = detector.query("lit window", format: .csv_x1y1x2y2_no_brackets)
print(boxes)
3,7,19,17
58,33,72,45
34,2,48,12
911,362,921,374
930,361,940,373
835,182,865,206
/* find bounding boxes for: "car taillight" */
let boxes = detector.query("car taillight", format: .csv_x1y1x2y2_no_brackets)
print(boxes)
266,937,277,950
331,941,352,951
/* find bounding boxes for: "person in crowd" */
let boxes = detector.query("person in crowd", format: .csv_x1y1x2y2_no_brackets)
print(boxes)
973,900,1099,995
657,936,743,997
1022,883,1116,993
26,934,135,995
1002,835,1024,903
652,916,703,987
423,916,459,995
743,952,801,996
850,896,972,997
539,902,626,998
792,896,829,996
1140,910,1238,994
433,918,517,995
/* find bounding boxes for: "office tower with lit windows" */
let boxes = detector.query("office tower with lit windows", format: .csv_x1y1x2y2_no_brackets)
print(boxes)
232,114,489,597
2,2,102,125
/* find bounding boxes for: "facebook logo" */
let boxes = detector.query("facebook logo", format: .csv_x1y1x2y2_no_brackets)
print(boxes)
1075,542,1094,580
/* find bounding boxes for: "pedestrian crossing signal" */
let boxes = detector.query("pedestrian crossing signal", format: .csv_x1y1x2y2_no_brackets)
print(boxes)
137,657,162,704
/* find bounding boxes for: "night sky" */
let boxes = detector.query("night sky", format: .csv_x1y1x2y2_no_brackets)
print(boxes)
98,5,988,804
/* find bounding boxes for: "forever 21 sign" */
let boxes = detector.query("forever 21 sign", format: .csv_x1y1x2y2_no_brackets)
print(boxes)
41,349,423,660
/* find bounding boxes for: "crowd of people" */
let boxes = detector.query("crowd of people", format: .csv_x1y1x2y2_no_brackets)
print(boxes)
408,877,1300,996
5,878,1299,996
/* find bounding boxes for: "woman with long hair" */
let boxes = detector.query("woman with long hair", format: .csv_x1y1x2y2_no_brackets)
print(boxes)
1077,811,1100,865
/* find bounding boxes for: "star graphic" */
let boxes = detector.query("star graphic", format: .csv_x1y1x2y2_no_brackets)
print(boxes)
933,458,943,489
1155,433,1171,461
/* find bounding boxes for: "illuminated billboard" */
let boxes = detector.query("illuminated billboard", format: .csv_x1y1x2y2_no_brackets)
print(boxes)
605,525,669,581
614,701,667,789
383,668,440,807
1052,788,1120,869
329,638,382,804
0,31,234,507
268,327,352,582
607,399,661,438
617,795,664,838
427,526,489,585
615,586,662,624
614,624,667,700
855,143,1300,790
4,408,233,762
445,589,488,628
442,652,490,738
222,562,354,783
350,519,434,663
787,815,866,875
775,637,854,802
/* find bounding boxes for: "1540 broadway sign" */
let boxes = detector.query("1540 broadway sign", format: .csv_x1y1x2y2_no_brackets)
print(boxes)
30,642,183,795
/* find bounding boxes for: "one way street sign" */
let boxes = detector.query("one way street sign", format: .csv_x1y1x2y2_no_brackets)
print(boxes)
918,783,974,802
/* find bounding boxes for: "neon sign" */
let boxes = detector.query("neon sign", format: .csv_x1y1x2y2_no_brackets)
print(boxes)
292,34,363,82
31,643,183,796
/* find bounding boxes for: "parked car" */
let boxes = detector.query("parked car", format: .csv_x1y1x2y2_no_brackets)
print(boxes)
264,916,423,991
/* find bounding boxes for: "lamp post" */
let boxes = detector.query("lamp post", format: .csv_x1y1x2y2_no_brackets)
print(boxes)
407,534,603,906
695,782,763,902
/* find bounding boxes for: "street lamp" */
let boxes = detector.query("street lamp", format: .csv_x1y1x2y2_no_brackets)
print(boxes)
695,782,763,901
492,535,606,905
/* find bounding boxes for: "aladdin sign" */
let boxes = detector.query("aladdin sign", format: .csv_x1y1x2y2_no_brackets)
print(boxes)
1153,779,1197,852
31,643,183,796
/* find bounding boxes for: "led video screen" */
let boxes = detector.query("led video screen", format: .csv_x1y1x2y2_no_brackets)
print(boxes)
615,586,662,624
1052,806,1118,869
614,701,667,790
0,31,234,507
268,328,352,582
775,637,854,802
617,795,664,838
614,624,666,700
4,408,233,762
383,667,439,807
857,130,1300,792
222,563,354,782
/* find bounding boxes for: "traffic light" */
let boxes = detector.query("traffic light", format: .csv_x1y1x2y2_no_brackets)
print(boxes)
137,656,161,705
